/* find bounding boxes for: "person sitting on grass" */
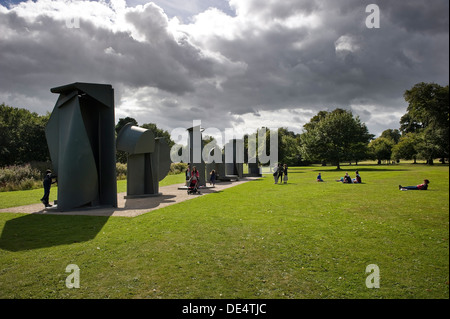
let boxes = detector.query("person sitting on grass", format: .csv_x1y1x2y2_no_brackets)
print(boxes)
336,172,352,183
399,179,430,191
317,173,324,182
353,170,362,183
343,172,353,183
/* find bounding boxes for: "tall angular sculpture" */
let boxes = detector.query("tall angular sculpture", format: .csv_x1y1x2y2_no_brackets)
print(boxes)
188,125,206,187
247,162,262,177
116,123,171,197
45,82,117,211
224,138,244,179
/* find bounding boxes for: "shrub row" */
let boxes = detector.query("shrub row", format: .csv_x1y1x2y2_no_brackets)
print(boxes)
0,163,44,191
0,162,188,192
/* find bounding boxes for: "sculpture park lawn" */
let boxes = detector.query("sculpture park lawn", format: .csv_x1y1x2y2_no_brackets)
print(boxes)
0,163,448,299
0,173,185,209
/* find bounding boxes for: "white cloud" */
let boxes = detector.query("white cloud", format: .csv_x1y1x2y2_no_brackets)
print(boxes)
335,35,360,53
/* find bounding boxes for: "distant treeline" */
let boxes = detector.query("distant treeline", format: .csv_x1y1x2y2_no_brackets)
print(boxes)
1,82,448,171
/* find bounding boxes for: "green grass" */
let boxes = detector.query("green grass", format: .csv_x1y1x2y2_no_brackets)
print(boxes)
0,174,186,209
0,164,448,299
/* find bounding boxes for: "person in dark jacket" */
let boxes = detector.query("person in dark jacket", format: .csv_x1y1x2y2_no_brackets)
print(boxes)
273,164,282,184
41,169,56,207
283,164,288,184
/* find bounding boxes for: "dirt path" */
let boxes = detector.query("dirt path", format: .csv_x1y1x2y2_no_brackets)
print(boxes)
0,177,260,217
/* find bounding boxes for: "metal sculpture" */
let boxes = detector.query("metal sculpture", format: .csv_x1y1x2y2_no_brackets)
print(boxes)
187,125,206,187
116,123,171,197
224,138,244,179
45,82,117,211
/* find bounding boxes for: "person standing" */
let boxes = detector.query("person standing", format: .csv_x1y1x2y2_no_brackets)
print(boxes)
209,169,216,187
283,164,288,184
191,166,199,182
185,164,191,186
277,164,283,184
273,164,280,184
41,169,56,208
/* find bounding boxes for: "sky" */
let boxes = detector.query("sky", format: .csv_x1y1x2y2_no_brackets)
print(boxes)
0,0,448,142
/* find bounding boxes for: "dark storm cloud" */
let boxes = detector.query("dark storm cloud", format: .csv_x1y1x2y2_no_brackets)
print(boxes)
0,1,223,112
188,0,448,119
0,0,448,136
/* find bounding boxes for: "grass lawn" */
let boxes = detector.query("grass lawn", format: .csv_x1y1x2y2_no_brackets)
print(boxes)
0,163,448,299
0,173,186,209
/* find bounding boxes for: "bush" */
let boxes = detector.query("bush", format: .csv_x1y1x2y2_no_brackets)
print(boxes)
169,162,188,175
0,164,43,192
0,161,186,191
115,162,187,178
116,162,127,180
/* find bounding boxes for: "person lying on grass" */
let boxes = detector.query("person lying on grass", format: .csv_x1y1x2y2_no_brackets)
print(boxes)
399,179,430,191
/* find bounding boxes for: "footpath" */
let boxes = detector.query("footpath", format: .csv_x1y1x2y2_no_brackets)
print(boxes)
0,177,260,217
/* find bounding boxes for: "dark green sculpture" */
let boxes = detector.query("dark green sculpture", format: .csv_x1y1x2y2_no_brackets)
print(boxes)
116,123,171,197
224,138,244,179
188,125,206,187
45,83,117,211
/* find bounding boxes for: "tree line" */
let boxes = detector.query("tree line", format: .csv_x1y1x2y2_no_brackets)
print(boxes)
245,82,449,168
1,82,448,169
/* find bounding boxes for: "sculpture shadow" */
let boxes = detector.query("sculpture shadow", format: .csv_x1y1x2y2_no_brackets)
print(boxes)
123,194,177,210
0,214,109,252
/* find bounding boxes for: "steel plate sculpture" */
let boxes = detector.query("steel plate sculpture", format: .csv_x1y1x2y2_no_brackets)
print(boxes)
116,123,171,197
224,138,244,179
45,82,117,211
187,125,206,187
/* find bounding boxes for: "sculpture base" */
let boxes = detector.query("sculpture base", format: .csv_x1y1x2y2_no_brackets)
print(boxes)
44,203,118,212
124,193,163,199
178,185,215,190
217,175,240,181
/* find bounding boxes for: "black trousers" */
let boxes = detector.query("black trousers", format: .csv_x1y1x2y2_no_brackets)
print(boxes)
41,186,50,205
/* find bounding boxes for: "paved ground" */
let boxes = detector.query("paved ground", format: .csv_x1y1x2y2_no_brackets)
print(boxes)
0,177,260,217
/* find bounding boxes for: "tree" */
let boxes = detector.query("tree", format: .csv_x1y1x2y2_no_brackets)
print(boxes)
141,123,175,149
300,108,374,169
0,103,50,166
115,118,175,163
391,133,420,163
115,117,138,163
115,117,138,135
368,137,395,164
380,129,401,144
277,128,303,166
400,82,449,164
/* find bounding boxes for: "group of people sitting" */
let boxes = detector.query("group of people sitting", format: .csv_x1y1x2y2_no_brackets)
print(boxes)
315,170,362,183
186,164,430,192
316,170,430,191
